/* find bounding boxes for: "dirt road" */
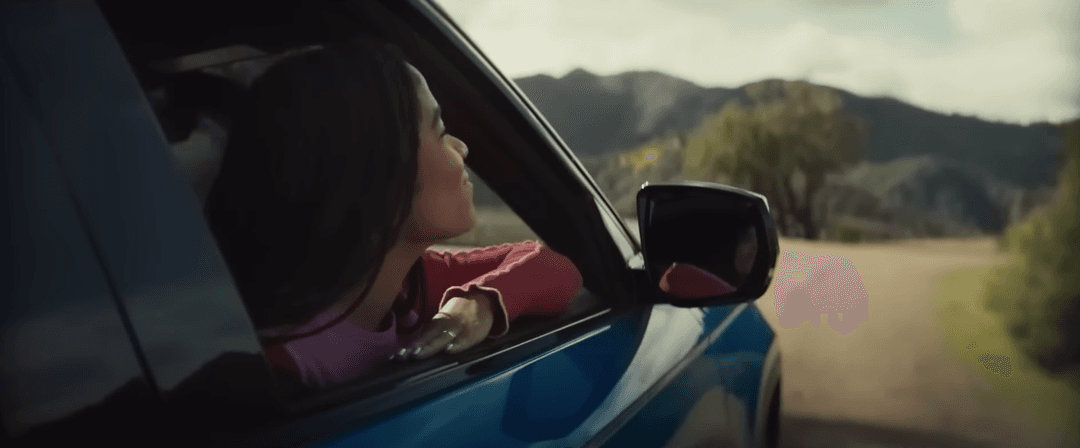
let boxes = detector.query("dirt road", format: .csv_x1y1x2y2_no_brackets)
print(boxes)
759,237,1076,448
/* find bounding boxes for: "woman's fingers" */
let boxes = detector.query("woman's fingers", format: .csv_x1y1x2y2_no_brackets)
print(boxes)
390,293,495,362
412,328,458,359
441,320,485,355
397,314,460,361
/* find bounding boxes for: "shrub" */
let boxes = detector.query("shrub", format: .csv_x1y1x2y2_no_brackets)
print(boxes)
830,224,863,243
982,118,1080,387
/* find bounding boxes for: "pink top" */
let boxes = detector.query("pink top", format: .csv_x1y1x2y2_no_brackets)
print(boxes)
258,240,583,388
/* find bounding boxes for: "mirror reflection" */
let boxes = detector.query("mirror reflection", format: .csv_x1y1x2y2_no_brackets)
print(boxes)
647,209,760,300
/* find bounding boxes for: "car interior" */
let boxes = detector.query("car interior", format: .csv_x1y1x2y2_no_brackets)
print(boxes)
148,45,607,320
96,0,632,411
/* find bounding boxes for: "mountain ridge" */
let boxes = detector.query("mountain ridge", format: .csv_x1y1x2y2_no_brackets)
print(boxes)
499,69,1067,239
513,69,1064,190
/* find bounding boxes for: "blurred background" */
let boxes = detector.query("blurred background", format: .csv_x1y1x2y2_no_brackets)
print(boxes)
434,1,1080,447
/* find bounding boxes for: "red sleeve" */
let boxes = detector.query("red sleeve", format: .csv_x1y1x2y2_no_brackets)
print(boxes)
422,240,583,338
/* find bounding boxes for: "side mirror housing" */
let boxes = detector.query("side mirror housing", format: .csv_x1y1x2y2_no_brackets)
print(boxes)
636,181,780,306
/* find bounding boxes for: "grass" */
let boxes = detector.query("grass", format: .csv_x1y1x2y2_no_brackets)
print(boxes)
932,263,1080,447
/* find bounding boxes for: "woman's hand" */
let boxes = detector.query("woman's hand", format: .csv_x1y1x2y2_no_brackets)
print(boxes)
392,292,494,361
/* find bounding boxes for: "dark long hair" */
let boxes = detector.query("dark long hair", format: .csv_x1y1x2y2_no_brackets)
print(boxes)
205,39,427,340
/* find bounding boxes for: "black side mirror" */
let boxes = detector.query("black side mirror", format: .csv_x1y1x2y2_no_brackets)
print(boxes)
636,181,780,306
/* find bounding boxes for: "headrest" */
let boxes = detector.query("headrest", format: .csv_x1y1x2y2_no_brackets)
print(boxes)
153,71,247,204
169,113,229,204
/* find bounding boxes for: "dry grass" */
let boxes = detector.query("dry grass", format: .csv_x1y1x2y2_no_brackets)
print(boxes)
933,263,1080,447
755,237,1078,448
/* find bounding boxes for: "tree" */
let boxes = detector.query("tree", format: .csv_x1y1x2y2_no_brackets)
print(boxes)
984,117,1080,387
682,80,869,239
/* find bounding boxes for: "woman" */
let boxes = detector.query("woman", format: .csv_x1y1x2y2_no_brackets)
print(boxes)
204,39,582,388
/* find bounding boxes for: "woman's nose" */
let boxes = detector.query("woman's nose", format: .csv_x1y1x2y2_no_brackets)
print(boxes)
456,139,468,159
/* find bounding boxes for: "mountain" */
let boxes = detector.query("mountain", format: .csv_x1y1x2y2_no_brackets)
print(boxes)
513,70,1064,191
498,70,1068,239
822,155,1058,235
513,69,745,161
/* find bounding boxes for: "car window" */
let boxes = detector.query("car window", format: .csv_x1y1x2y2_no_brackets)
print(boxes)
143,44,604,396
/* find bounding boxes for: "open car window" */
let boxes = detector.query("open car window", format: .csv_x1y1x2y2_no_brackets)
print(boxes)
150,53,583,309
133,14,619,417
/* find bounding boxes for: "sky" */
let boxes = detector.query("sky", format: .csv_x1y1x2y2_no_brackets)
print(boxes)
433,0,1080,126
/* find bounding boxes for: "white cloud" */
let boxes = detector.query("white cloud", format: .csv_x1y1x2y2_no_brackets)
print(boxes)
948,0,1080,42
775,22,857,77
434,0,1080,124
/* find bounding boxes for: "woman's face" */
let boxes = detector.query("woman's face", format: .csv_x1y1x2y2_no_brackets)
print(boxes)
400,65,477,245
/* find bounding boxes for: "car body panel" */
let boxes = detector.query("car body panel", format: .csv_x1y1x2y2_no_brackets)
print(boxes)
595,303,774,448
309,307,644,447
306,302,754,448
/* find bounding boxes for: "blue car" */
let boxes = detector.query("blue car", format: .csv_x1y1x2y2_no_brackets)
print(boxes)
1,1,782,447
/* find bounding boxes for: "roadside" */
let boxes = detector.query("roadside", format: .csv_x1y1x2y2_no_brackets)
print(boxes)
780,414,1016,448
757,237,1079,448
933,264,1080,447
454,211,1079,447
